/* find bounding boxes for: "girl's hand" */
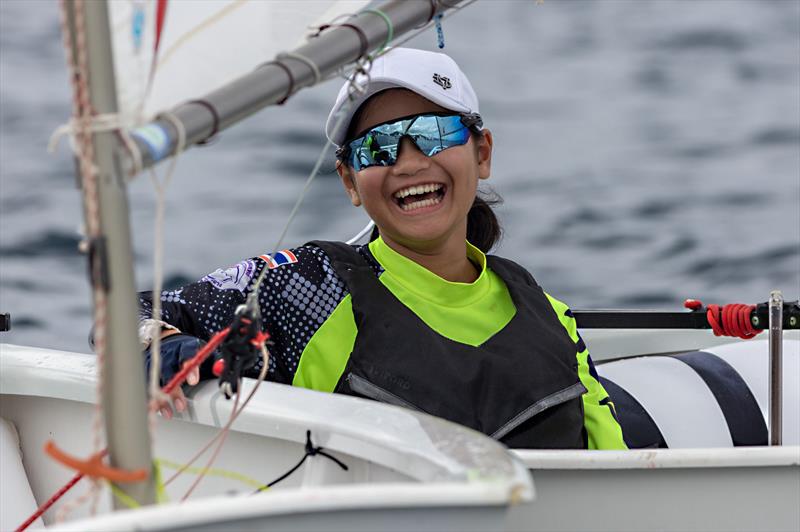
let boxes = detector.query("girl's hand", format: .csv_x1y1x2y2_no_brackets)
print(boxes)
144,333,207,418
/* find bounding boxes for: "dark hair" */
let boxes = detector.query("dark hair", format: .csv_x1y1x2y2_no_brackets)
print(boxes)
467,190,503,253
352,90,503,253
369,189,503,253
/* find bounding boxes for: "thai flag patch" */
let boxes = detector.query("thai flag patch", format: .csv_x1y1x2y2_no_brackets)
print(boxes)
258,249,298,269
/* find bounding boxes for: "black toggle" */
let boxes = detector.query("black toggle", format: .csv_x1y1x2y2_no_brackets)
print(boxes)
217,305,263,399
87,236,110,292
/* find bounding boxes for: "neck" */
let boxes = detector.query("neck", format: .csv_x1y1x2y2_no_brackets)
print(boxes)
379,233,479,283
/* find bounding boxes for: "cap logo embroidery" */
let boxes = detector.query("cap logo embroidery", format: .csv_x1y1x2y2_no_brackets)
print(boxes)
432,73,452,90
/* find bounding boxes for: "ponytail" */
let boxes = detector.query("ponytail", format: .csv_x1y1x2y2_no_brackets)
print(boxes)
467,189,503,253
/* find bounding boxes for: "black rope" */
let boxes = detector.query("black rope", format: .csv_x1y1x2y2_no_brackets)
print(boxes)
185,99,220,145
253,430,348,493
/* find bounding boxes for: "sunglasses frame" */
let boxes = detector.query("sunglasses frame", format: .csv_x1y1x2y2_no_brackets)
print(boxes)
336,112,484,169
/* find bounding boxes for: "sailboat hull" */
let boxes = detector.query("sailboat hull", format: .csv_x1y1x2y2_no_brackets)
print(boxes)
2,335,798,531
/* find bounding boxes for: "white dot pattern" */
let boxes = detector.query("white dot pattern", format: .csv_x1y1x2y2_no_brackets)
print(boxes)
137,243,383,383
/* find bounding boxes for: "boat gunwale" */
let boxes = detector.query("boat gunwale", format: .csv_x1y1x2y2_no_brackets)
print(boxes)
515,446,800,470
0,343,533,496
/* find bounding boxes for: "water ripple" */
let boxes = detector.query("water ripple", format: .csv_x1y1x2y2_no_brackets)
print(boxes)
0,230,80,258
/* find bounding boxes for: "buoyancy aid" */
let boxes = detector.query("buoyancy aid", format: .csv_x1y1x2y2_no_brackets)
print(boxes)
311,241,587,449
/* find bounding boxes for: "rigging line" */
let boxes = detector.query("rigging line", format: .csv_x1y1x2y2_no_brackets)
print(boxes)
360,9,394,54
253,431,348,494
376,0,479,53
323,0,478,87
147,111,187,421
159,0,472,493
156,458,265,490
249,0,477,292
62,0,112,517
164,344,269,489
48,113,146,180
154,0,248,73
180,390,241,501
243,96,358,311
277,51,322,86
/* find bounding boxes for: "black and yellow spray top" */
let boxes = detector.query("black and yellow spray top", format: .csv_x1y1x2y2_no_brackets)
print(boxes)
139,237,626,449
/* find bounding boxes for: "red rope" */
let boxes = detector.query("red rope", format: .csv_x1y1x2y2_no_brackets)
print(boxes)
684,299,760,339
14,450,101,532
16,329,230,531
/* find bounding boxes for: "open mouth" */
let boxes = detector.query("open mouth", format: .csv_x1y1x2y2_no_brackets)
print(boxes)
393,183,446,212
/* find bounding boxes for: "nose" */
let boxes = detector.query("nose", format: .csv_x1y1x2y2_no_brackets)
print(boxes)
391,136,430,177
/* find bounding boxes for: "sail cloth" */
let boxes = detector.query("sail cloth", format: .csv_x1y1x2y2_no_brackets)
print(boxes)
109,0,369,124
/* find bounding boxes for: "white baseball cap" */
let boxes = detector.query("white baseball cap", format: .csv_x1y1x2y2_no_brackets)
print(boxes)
325,47,480,146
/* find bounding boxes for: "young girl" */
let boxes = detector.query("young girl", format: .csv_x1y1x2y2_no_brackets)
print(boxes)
141,48,626,450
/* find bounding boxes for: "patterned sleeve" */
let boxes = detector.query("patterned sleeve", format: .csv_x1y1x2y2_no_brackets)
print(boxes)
137,244,348,384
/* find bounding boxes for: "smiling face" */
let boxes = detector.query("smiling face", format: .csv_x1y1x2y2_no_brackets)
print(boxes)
337,89,493,254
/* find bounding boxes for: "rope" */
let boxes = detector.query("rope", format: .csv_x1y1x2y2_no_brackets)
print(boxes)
25,2,466,526
49,109,147,182
156,458,266,490
256,59,296,105
163,343,270,497
16,329,229,531
243,95,357,306
277,51,322,86
309,21,369,63
48,114,121,151
147,110,187,417
14,464,89,532
57,0,111,517
253,431,348,494
180,392,240,500
684,299,761,339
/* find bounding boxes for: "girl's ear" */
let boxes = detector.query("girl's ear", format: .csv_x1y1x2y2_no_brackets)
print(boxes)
476,129,493,180
337,161,362,206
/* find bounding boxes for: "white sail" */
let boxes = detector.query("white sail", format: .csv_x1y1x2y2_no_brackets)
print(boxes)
109,0,369,124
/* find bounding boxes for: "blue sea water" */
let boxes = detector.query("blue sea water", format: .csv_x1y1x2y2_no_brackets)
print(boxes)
1,0,798,353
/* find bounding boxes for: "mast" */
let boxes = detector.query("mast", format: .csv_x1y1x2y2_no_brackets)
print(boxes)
58,0,466,510
64,0,156,507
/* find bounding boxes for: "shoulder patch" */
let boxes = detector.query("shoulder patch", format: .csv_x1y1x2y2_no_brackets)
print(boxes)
201,259,258,292
258,250,299,269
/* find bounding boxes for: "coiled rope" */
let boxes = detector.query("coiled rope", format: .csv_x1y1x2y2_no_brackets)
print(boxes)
684,299,761,339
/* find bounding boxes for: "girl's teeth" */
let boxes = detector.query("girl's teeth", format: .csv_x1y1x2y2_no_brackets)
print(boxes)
394,183,442,199
401,196,442,211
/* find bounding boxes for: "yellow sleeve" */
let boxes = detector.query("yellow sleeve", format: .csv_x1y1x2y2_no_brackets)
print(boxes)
545,294,627,450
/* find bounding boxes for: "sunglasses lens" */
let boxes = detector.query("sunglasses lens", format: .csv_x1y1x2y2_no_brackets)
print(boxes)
414,115,471,157
347,114,474,171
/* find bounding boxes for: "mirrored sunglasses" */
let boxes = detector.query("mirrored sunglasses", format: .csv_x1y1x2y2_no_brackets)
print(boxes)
337,113,483,171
